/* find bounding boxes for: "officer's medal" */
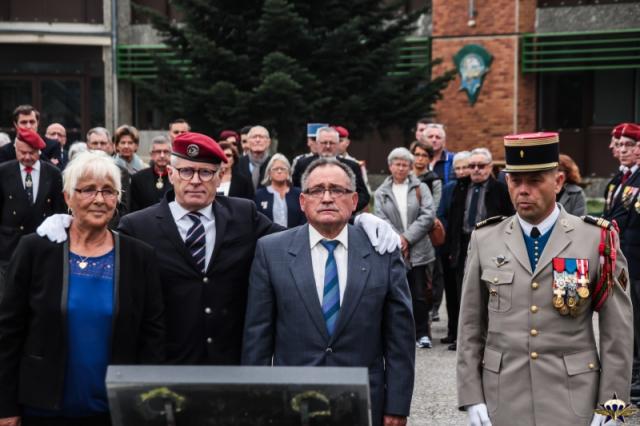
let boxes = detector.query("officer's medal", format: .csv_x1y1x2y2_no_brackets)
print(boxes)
156,175,164,190
552,258,567,313
576,259,590,299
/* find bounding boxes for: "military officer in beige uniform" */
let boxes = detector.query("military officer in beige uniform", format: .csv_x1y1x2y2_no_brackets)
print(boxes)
457,132,633,426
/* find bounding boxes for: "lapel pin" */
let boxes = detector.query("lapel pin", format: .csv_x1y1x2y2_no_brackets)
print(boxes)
493,255,508,267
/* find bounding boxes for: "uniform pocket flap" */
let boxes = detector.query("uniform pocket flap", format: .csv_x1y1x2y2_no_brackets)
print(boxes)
563,350,600,376
481,269,514,285
482,346,503,373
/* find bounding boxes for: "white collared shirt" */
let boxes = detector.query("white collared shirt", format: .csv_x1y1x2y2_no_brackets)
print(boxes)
309,225,349,305
169,201,216,271
19,160,40,201
517,203,560,237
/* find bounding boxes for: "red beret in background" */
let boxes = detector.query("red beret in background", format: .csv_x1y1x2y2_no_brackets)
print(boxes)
17,128,46,150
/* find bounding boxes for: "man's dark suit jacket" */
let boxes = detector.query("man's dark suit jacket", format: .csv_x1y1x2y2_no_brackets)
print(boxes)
291,154,370,213
130,167,172,212
603,171,623,218
443,176,514,265
236,154,270,191
241,224,415,426
227,165,255,199
0,232,165,417
604,169,639,227
0,160,66,262
118,192,283,365
254,186,306,228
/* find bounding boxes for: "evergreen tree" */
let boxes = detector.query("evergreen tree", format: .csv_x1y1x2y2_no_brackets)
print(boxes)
138,0,454,156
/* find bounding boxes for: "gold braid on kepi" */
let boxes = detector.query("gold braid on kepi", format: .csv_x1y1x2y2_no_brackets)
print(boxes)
582,216,619,311
475,216,507,229
503,132,559,173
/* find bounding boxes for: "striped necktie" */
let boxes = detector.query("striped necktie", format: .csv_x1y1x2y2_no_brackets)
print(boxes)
24,166,34,205
320,240,340,337
185,212,206,272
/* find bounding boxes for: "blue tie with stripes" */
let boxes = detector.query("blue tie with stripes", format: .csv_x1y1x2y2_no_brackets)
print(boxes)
320,240,340,337
186,212,206,272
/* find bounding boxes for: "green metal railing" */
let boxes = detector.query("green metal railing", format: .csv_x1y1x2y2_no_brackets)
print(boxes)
117,44,191,80
521,28,640,73
389,36,431,76
118,37,430,80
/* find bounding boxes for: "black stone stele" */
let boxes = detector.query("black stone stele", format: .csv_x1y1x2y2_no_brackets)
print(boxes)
106,365,371,426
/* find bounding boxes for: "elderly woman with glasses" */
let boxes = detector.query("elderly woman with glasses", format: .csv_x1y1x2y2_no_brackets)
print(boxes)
254,153,306,228
374,147,436,349
0,151,164,426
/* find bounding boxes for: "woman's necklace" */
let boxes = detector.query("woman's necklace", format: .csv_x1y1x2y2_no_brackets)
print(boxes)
77,255,90,269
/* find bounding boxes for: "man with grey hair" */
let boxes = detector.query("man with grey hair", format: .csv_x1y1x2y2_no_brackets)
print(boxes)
441,146,513,351
291,126,370,212
236,125,272,191
420,123,456,185
243,157,415,426
130,135,173,211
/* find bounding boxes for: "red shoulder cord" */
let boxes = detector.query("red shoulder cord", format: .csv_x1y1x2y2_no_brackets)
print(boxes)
594,220,619,312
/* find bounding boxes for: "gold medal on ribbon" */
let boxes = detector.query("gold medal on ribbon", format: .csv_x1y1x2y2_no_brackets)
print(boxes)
553,295,564,308
156,175,164,190
567,296,577,308
559,305,570,316
577,287,589,298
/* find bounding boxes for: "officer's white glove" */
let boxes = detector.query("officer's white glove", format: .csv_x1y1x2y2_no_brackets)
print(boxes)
36,214,73,243
467,403,492,426
355,213,401,255
590,413,617,425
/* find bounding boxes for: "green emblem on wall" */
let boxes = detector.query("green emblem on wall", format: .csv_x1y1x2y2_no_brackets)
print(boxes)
453,44,493,106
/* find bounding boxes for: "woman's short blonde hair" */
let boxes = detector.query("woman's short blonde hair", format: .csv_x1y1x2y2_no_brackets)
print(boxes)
261,153,292,186
63,151,122,201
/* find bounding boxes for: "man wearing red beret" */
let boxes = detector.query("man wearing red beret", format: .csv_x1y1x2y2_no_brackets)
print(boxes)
603,123,640,218
0,127,66,294
333,125,371,192
0,105,61,165
603,123,640,398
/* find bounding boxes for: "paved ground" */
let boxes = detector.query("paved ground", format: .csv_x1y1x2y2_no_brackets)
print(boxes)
408,301,640,425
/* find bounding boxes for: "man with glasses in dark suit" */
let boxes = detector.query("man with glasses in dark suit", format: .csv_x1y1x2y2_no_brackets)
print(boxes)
442,147,513,350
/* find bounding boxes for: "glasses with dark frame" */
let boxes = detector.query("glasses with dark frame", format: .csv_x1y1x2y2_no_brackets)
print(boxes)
174,167,219,182
468,163,489,170
303,186,354,199
74,187,119,200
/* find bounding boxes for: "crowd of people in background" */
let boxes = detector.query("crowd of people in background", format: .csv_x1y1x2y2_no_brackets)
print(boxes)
0,100,638,426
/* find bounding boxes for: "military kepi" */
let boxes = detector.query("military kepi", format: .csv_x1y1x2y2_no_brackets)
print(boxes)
172,132,227,164
17,128,46,150
503,132,559,173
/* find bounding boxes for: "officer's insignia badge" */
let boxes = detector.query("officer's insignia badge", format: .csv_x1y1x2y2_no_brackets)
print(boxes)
475,215,506,229
186,144,199,157
552,258,590,316
492,255,509,267
618,269,628,291
453,44,493,106
594,393,637,423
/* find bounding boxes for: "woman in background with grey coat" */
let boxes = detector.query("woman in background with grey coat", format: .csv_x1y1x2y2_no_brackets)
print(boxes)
557,154,587,216
374,147,436,349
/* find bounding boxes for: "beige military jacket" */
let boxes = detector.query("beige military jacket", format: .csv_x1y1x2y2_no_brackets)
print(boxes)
457,208,633,426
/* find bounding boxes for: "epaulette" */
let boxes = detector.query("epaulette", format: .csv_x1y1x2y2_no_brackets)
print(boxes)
582,215,615,231
475,216,507,229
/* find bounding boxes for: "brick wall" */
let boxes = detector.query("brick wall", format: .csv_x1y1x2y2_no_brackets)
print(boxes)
431,0,537,161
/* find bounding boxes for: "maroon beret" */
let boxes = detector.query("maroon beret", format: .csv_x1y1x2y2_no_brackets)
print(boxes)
17,128,46,150
620,123,640,142
333,125,349,138
612,123,629,139
219,130,239,141
173,132,227,164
